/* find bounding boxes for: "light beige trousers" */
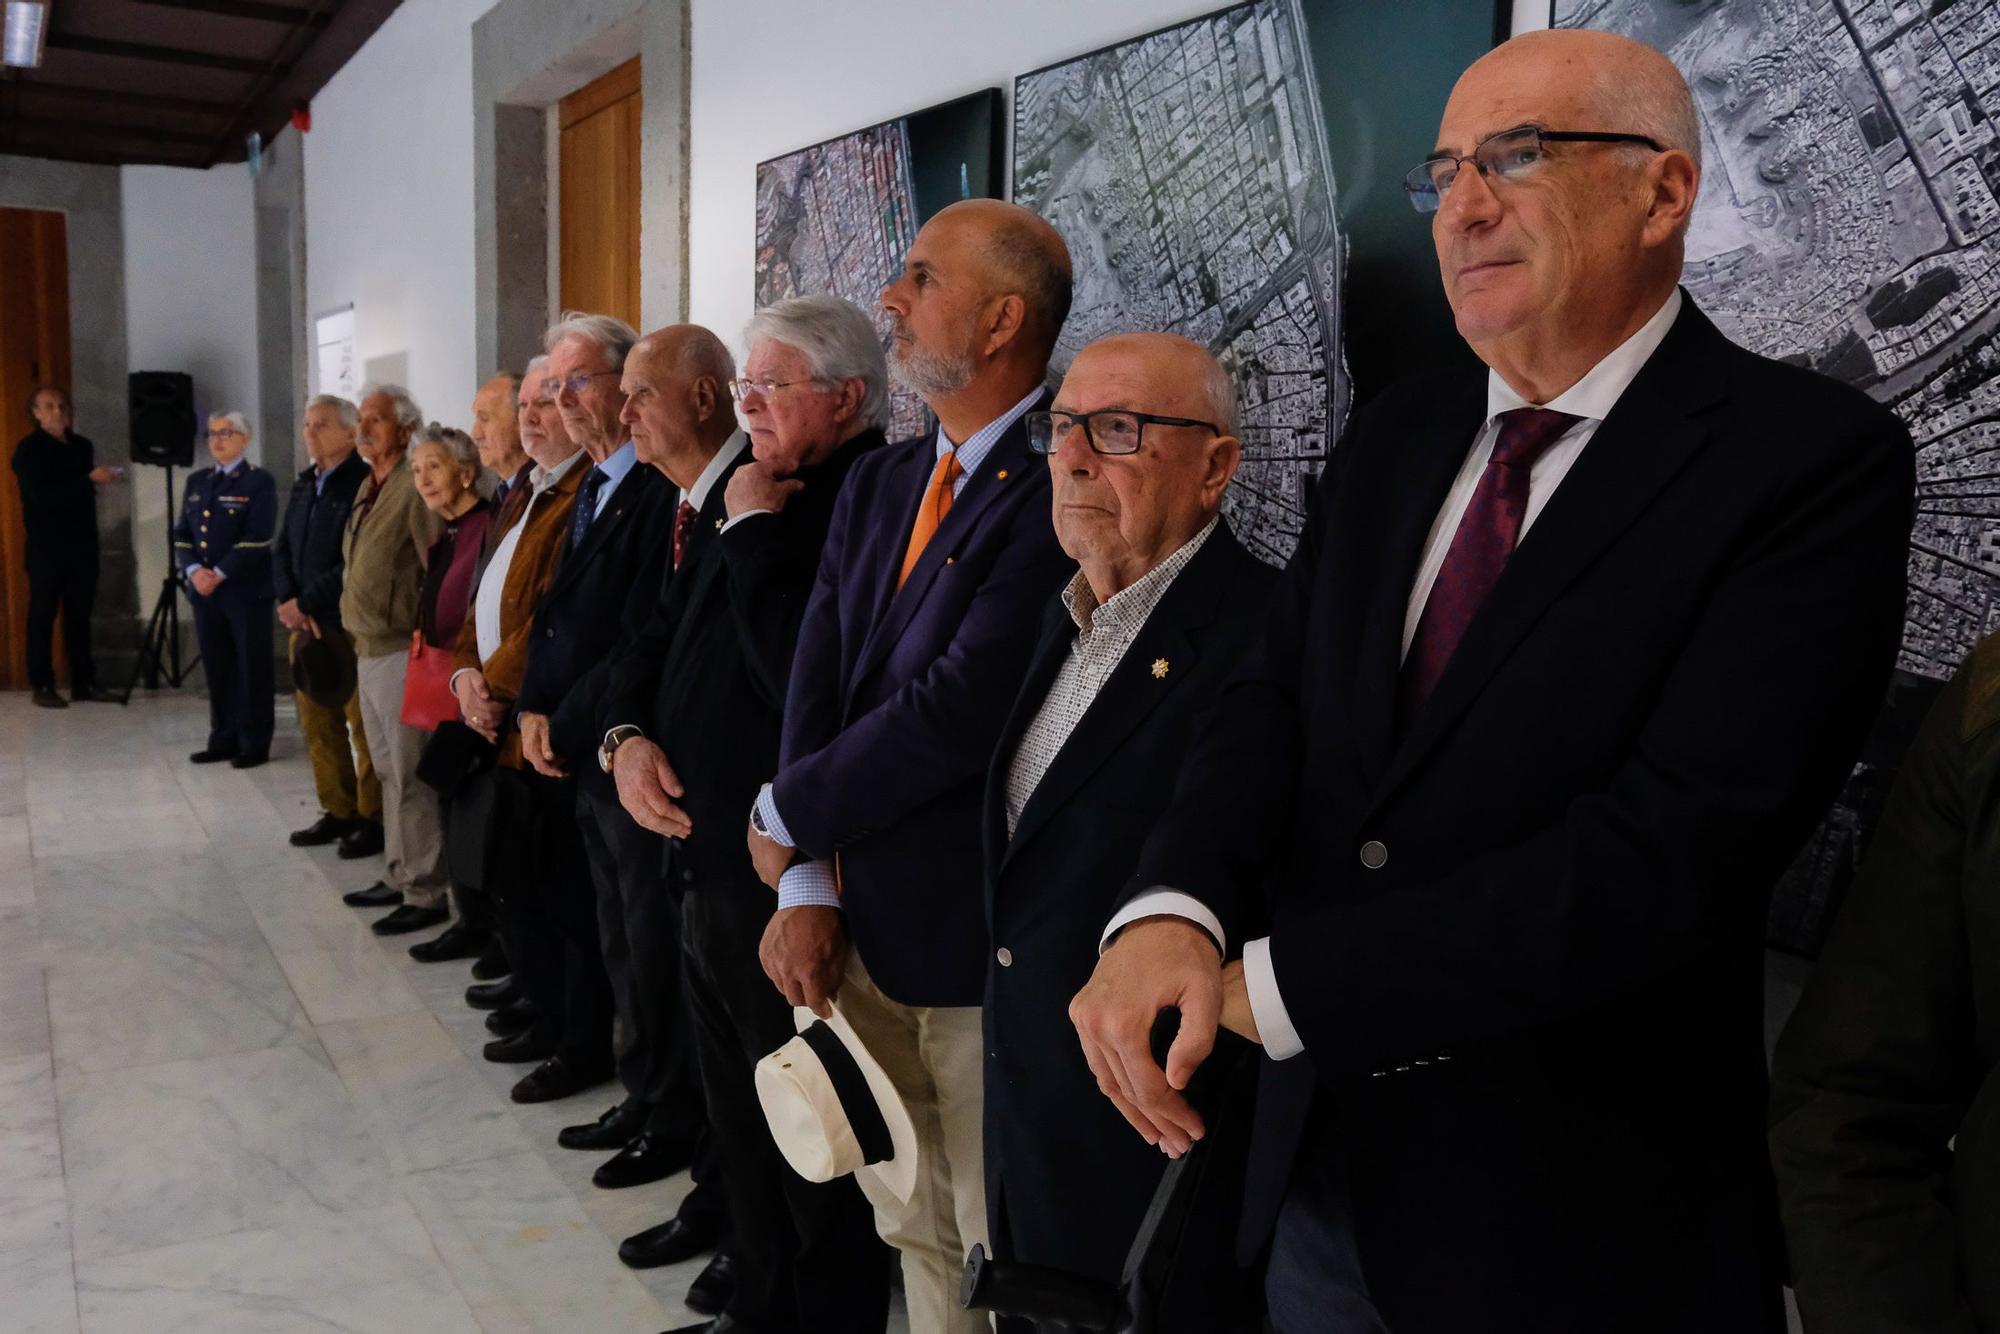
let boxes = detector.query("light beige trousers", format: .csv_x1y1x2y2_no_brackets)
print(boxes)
838,949,992,1334
353,649,446,908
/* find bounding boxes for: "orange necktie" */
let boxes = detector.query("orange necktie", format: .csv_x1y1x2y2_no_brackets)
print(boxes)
897,449,961,587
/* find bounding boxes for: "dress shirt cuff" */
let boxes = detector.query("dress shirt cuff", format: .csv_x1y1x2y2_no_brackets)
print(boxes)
448,668,475,693
753,784,796,848
211,568,226,582
1243,936,1305,1061
182,564,201,580
720,509,772,534
776,859,841,911
1099,889,1227,958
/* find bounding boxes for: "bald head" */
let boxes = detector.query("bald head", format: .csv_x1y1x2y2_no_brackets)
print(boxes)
936,198,1074,356
1045,330,1242,600
619,323,738,488
1430,28,1701,402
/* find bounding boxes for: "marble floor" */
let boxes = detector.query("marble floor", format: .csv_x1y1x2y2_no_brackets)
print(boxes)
0,690,911,1334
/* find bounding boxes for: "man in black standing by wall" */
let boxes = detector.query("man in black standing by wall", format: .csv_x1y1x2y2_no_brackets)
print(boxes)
12,386,118,707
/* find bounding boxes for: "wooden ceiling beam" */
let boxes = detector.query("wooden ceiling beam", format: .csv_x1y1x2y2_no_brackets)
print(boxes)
121,0,335,28
44,32,274,74
7,79,237,116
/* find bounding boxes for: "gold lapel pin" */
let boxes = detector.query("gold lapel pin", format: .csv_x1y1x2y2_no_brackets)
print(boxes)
1151,658,1170,679
714,517,723,530
996,469,1009,480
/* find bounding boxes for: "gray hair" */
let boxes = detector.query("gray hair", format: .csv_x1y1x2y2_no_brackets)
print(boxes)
210,409,253,442
542,311,640,371
745,295,891,431
523,354,550,378
304,394,357,429
359,382,422,430
1202,354,1241,437
410,421,480,472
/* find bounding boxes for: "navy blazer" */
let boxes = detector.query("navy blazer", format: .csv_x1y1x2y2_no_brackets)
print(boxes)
1133,298,1914,1332
516,460,675,774
172,462,279,602
981,521,1274,1289
773,393,1074,1006
272,451,369,627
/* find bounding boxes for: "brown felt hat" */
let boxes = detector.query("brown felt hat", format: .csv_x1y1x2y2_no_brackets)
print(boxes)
290,629,357,708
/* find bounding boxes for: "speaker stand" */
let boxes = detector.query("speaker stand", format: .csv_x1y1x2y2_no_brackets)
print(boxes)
122,467,200,702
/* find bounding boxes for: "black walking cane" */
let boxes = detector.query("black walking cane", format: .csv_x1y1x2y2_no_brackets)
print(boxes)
961,1009,1260,1333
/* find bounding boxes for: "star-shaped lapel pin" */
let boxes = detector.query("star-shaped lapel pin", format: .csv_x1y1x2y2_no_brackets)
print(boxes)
1151,658,1170,679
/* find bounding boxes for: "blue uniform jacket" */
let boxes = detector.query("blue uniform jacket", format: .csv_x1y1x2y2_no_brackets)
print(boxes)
173,461,280,602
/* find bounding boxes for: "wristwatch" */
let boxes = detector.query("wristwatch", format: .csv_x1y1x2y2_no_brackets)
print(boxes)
749,800,776,840
598,725,644,774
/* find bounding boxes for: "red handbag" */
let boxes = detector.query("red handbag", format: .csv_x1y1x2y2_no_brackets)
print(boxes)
400,630,460,731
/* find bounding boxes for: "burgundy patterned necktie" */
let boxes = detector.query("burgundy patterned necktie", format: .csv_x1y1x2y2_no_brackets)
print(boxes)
672,499,697,570
1399,407,1581,724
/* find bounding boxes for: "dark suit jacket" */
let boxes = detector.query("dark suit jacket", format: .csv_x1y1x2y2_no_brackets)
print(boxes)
604,430,884,891
982,521,1274,1286
1133,297,1915,1333
273,451,369,628
773,394,1074,1006
516,457,674,773
1770,632,2000,1334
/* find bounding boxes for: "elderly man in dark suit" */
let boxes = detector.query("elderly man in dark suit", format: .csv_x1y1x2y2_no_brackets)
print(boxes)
276,394,376,849
744,198,1076,1333
604,295,892,1331
983,332,1271,1310
1070,29,1915,1334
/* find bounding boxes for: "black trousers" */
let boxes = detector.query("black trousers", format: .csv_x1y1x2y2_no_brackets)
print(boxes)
189,587,275,755
24,546,97,690
578,787,705,1141
682,874,891,1334
504,771,615,1073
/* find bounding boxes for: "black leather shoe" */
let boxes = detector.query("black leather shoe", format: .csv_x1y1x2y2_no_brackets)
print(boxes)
483,1029,558,1064
371,903,449,936
408,920,488,963
593,1131,694,1189
464,978,518,1010
684,1252,736,1317
484,1000,537,1037
469,939,510,981
70,685,118,703
617,1215,718,1270
337,820,385,859
289,814,354,847
559,1098,650,1152
342,881,402,908
663,1318,745,1334
510,1054,613,1104
31,688,67,709
228,752,269,770
188,748,236,764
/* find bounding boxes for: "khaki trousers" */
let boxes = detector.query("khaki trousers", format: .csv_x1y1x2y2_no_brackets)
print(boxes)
353,648,446,908
294,632,380,822
838,950,991,1334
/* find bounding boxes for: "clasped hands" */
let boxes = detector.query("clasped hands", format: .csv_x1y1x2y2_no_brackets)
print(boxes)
186,567,223,597
1068,916,1262,1158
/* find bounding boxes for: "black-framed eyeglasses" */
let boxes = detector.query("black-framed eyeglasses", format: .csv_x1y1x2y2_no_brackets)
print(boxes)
728,376,824,402
1026,409,1222,457
559,370,621,397
1404,124,1666,214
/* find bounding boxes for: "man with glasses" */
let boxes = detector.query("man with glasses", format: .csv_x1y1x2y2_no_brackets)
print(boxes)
983,331,1273,1309
174,411,279,768
1070,29,1914,1332
744,198,1075,1332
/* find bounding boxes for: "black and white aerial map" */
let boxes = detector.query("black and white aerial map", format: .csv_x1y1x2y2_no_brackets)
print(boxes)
1014,0,1349,565
755,122,930,439
1559,0,2000,949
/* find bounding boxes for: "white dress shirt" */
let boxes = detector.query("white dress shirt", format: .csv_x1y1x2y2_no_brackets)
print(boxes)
1104,289,1686,1060
758,382,1048,911
460,449,583,678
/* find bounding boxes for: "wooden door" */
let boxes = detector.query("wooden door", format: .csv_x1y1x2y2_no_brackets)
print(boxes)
559,58,642,328
0,208,74,690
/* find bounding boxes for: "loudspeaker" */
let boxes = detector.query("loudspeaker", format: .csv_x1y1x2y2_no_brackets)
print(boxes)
128,371,196,467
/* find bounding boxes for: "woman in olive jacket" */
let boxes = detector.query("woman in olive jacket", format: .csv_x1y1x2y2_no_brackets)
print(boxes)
1770,632,2000,1333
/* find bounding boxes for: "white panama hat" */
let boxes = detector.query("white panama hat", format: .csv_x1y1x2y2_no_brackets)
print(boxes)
754,1003,920,1205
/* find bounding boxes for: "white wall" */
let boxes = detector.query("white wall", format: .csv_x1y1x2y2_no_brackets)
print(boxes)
685,0,1551,349
304,0,501,428
122,163,261,596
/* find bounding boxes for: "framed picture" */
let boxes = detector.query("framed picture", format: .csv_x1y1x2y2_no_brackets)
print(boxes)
755,89,1004,439
1014,0,1506,564
313,305,357,403
1559,0,2000,952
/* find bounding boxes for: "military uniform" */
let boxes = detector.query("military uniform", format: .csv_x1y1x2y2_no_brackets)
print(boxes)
173,458,280,759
